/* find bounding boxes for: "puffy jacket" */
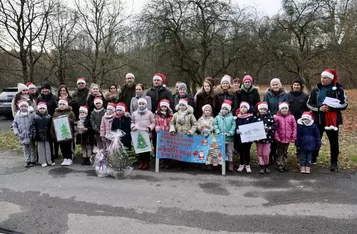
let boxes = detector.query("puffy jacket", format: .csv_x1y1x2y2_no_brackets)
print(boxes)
263,88,288,115
51,106,76,141
100,112,115,137
273,112,297,143
37,93,57,117
155,110,173,132
130,95,152,114
240,85,260,110
104,91,119,103
295,119,321,151
146,86,174,111
72,87,89,119
214,112,236,142
234,113,253,145
215,86,238,114
194,91,221,118
31,112,52,142
90,108,106,134
111,115,132,149
287,91,309,121
169,106,197,135
131,109,155,137
251,111,276,143
13,111,34,145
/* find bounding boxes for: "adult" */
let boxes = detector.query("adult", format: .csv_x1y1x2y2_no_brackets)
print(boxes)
240,75,260,112
287,78,309,121
172,81,183,101
26,82,38,103
37,83,57,117
232,77,242,114
194,79,221,118
86,83,105,114
130,83,152,114
11,83,36,117
307,69,348,171
118,73,136,109
104,84,120,103
72,77,90,119
232,78,241,92
215,75,238,114
173,83,194,111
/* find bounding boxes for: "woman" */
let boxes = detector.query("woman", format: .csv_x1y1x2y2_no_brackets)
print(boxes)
130,84,152,114
263,78,288,115
104,84,120,103
173,82,194,111
11,83,36,117
287,78,309,121
214,75,237,114
87,83,105,114
194,78,221,118
240,75,260,111
57,85,74,105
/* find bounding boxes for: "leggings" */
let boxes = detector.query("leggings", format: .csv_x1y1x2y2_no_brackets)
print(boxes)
256,143,270,165
238,143,252,165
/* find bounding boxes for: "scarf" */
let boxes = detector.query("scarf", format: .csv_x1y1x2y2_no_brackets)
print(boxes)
104,112,115,119
135,93,144,98
237,113,253,119
94,108,104,113
19,111,29,116
138,107,148,114
318,84,333,106
177,110,187,125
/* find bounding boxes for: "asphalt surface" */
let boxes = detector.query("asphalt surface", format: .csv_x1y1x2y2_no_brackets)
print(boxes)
1,152,357,234
0,116,13,132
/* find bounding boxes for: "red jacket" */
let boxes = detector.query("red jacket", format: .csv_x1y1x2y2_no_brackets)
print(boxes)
155,111,173,132
274,112,297,143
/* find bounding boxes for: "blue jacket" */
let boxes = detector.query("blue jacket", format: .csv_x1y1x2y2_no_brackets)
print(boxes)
295,119,321,151
214,112,236,142
263,88,288,115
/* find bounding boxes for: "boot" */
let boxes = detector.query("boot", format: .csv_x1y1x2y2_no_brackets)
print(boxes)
86,157,91,165
330,163,338,172
142,162,149,170
305,167,311,174
259,165,265,174
138,161,143,169
300,166,306,174
81,157,87,165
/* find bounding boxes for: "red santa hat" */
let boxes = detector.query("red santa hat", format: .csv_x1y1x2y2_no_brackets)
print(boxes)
240,101,250,110
17,100,29,107
222,100,233,111
301,111,314,121
256,102,268,110
321,69,338,90
79,105,88,113
106,102,116,111
94,97,103,105
26,82,36,89
116,102,127,112
77,77,86,85
202,104,212,112
37,102,47,110
58,98,68,106
178,98,189,107
138,98,147,105
17,83,28,93
221,75,232,84
159,99,170,109
278,102,289,110
153,73,167,87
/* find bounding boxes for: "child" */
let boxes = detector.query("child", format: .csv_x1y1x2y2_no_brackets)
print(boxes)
131,98,155,170
235,102,253,173
52,98,76,166
155,99,173,169
296,112,321,174
170,98,197,170
13,100,36,167
111,102,131,150
90,97,106,149
100,102,116,150
214,100,236,172
76,106,94,165
274,102,297,172
31,102,52,167
197,104,214,137
252,102,276,174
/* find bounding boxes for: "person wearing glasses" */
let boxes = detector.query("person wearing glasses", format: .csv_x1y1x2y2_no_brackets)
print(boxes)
118,73,136,109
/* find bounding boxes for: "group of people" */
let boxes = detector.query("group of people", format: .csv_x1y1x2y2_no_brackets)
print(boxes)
12,68,347,174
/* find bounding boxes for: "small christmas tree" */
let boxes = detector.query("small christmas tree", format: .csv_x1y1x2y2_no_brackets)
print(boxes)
60,123,71,139
137,132,148,149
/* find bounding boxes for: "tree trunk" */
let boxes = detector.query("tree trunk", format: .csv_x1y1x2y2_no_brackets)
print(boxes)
20,49,28,83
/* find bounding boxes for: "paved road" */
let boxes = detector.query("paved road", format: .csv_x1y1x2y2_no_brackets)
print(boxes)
1,152,357,234
0,116,13,132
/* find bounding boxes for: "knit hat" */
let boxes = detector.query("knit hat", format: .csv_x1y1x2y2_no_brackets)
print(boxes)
242,75,253,83
153,73,167,87
178,83,187,90
138,98,147,105
202,104,212,112
240,101,250,110
37,102,47,110
41,83,51,90
116,102,127,112
292,77,304,86
222,100,232,111
58,98,68,106
321,68,338,90
257,102,268,110
77,77,86,85
279,102,289,110
26,82,36,89
17,100,28,107
125,73,135,79
79,106,88,113
221,75,232,84
94,97,103,105
17,83,28,93
301,111,314,121
106,102,116,111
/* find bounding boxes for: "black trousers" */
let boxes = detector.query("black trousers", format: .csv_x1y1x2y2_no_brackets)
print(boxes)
269,142,277,163
239,143,252,165
59,141,73,159
313,125,339,165
152,130,157,153
138,152,151,162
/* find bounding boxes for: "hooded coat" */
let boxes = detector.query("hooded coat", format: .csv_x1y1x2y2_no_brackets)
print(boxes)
100,112,115,138
13,111,34,145
51,106,76,141
72,87,90,119
263,88,288,115
169,105,197,135
240,85,260,111
295,118,321,151
131,109,155,137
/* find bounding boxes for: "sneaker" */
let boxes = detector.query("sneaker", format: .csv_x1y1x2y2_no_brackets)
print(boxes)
305,167,311,174
67,159,73,166
300,166,306,174
259,168,265,174
24,162,31,168
228,162,234,172
265,166,270,173
237,164,245,172
41,163,48,167
245,165,252,173
61,159,68,166
330,164,338,172
51,162,55,166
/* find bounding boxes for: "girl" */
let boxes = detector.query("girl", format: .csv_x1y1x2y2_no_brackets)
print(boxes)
90,97,106,149
76,106,94,165
296,112,321,174
170,98,197,170
155,99,173,169
87,83,104,114
100,102,116,150
274,102,297,172
240,75,260,111
235,102,254,173
197,104,214,137
215,75,237,114
131,98,155,170
130,84,152,114
194,79,221,118
111,102,132,150
252,102,276,174
104,84,120,103
13,100,36,167
214,100,236,172
11,83,36,117
52,98,76,166
173,83,194,111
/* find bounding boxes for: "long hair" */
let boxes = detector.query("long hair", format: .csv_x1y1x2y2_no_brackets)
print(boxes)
57,85,72,99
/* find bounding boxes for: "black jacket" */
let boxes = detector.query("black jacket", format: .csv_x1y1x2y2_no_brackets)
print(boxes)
194,91,222,118
72,87,90,119
31,112,52,142
86,93,106,115
146,86,174,111
76,115,94,145
251,111,277,143
240,86,260,111
118,83,136,109
287,91,309,120
37,93,57,117
111,115,132,150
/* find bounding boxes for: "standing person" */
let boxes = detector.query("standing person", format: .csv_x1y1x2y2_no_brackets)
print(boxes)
130,84,152,114
90,97,106,150
307,69,348,171
26,82,38,103
86,83,104,114
13,100,36,167
76,106,94,165
195,79,221,118
213,100,236,172
296,112,321,174
232,78,241,92
173,82,194,111
11,83,36,117
104,84,120,103
173,81,183,101
100,102,116,150
72,77,90,119
287,78,309,121
197,104,214,137
240,75,260,111
131,98,155,170
111,102,132,150
215,75,238,114
273,102,297,172
118,73,136,109
31,102,52,167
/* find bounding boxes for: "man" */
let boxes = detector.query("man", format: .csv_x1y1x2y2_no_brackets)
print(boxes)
118,73,136,109
26,82,38,103
72,77,89,119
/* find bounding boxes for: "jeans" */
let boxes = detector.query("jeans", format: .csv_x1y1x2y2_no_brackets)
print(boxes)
300,150,312,167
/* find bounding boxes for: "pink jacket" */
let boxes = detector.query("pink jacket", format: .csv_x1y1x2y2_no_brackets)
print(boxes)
131,109,155,137
100,113,115,137
274,113,297,143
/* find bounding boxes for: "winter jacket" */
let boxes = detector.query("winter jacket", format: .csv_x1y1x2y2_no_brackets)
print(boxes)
263,88,288,115
130,95,152,114
214,112,236,142
240,85,260,111
287,91,309,121
13,111,34,145
197,116,214,135
104,91,119,103
234,113,253,145
215,86,238,114
90,108,106,134
76,115,94,145
194,90,221,118
251,111,276,143
11,93,37,117
72,87,90,119
118,83,136,109
173,93,195,112
295,119,321,151
169,106,197,135
100,112,115,138
111,115,132,149
146,86,174,111
37,93,57,117
51,106,76,141
307,83,347,126
155,110,173,132
31,111,52,142
131,109,155,137
87,92,106,115
273,112,297,143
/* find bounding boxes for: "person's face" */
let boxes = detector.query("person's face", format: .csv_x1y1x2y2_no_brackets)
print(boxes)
302,118,311,125
110,86,117,93
160,106,168,112
292,83,301,92
244,80,252,89
60,88,67,96
77,82,86,89
321,76,333,86
20,104,28,112
138,102,147,109
240,106,248,114
21,89,29,95
178,88,186,96
41,88,50,95
135,85,144,95
79,111,87,117
39,108,46,114
91,86,99,95
29,87,36,94
203,82,211,93
175,82,181,93
233,82,240,90
221,108,229,116
126,76,135,85
179,103,187,111
59,103,66,110
153,78,162,87
221,81,230,90
203,108,212,116
271,82,280,91
280,107,289,115
107,109,114,115
116,109,124,115
95,102,103,109
259,108,268,115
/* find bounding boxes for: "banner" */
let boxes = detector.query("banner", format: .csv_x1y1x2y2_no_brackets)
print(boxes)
239,121,266,143
131,130,152,154
156,131,225,164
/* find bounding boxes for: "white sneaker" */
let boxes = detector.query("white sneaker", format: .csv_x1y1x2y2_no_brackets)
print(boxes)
237,164,245,172
51,162,55,166
245,165,252,173
67,159,73,166
61,159,68,166
41,163,48,167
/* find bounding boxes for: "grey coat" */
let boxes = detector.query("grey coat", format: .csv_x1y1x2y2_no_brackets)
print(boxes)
90,108,106,133
13,111,35,145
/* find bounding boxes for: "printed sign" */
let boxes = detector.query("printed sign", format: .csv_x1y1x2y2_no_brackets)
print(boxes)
239,121,266,143
53,115,73,142
131,130,152,154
